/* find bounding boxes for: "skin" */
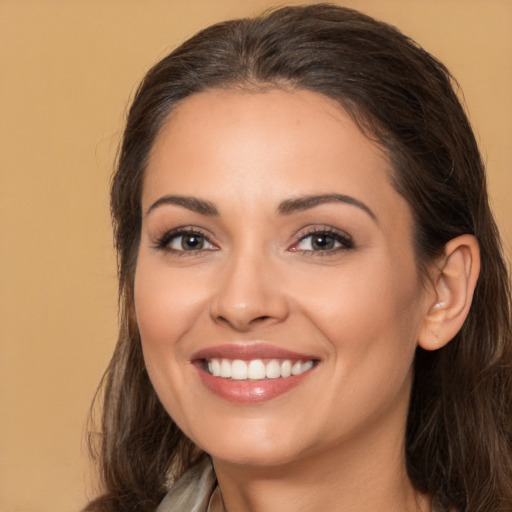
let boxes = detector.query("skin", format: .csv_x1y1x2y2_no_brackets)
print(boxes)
134,89,436,511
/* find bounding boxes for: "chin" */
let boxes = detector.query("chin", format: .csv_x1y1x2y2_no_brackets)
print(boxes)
183,415,309,469
207,442,304,469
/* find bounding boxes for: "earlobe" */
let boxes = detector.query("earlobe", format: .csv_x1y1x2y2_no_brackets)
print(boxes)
418,234,480,351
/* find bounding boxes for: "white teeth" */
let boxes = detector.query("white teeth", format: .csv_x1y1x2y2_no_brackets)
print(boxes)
266,359,281,379
210,359,221,377
220,359,231,378
248,360,266,380
291,361,302,375
231,359,248,380
206,358,315,380
280,360,292,378
301,360,314,372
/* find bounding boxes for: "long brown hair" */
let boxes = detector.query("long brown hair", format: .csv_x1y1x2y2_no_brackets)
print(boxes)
85,4,512,511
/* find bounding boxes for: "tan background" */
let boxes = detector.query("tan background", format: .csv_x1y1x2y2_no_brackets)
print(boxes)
0,1,510,511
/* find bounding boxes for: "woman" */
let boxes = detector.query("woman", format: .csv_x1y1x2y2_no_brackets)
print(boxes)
86,4,512,511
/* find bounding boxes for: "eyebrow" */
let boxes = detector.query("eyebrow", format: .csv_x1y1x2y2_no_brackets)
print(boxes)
145,192,376,221
277,193,377,221
145,195,219,217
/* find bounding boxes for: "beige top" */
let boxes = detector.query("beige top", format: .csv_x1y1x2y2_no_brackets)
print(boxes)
156,458,225,512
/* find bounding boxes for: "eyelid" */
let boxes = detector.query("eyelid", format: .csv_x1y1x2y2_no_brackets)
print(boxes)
289,226,354,253
152,226,218,252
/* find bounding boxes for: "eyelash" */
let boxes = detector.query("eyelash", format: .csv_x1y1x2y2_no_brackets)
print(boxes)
153,227,217,254
153,226,354,255
290,227,354,256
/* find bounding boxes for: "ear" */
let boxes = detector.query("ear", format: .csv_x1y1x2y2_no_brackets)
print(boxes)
418,234,480,351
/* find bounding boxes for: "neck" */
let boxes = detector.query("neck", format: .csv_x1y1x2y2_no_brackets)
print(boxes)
214,440,428,512
212,394,430,512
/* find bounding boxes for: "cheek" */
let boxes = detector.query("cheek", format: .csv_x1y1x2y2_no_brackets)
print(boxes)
132,261,207,428
133,259,207,428
134,258,209,354
299,254,423,384
299,253,422,335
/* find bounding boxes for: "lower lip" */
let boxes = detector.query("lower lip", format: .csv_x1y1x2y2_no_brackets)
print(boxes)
195,365,314,403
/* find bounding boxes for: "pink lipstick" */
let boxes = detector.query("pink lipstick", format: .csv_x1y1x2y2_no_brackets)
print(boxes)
192,343,318,403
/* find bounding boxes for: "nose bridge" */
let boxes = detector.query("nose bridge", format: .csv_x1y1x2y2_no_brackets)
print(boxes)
210,243,288,330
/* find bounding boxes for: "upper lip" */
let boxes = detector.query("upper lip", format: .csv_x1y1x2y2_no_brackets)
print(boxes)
191,343,318,362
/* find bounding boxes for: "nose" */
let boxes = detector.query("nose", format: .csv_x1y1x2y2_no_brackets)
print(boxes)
210,251,289,332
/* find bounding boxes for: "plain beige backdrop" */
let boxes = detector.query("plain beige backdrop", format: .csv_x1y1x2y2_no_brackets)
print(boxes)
0,1,511,511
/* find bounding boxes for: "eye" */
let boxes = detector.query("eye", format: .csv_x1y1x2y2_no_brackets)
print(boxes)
155,229,216,252
290,228,353,253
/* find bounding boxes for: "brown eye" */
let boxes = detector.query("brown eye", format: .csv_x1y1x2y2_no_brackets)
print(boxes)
179,233,205,250
309,233,336,250
157,230,216,252
292,229,354,253
296,232,340,251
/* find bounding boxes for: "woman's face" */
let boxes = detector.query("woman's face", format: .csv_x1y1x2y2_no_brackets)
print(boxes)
135,89,431,469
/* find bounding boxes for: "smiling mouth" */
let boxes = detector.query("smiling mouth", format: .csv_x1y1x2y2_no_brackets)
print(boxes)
192,344,319,402
204,358,316,380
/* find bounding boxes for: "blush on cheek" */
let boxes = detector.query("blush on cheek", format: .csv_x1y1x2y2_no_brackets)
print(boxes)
135,272,212,368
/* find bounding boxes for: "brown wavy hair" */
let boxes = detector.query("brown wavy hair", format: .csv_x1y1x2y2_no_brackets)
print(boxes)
85,4,512,511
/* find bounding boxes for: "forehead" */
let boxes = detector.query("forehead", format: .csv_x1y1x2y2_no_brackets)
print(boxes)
150,88,380,166
143,88,409,227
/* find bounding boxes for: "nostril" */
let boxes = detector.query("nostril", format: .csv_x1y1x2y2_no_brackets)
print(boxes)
210,287,289,331
215,315,231,326
251,315,272,324
214,313,280,331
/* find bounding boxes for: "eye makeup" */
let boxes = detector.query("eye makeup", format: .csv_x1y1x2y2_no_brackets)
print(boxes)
152,226,217,254
288,225,355,258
